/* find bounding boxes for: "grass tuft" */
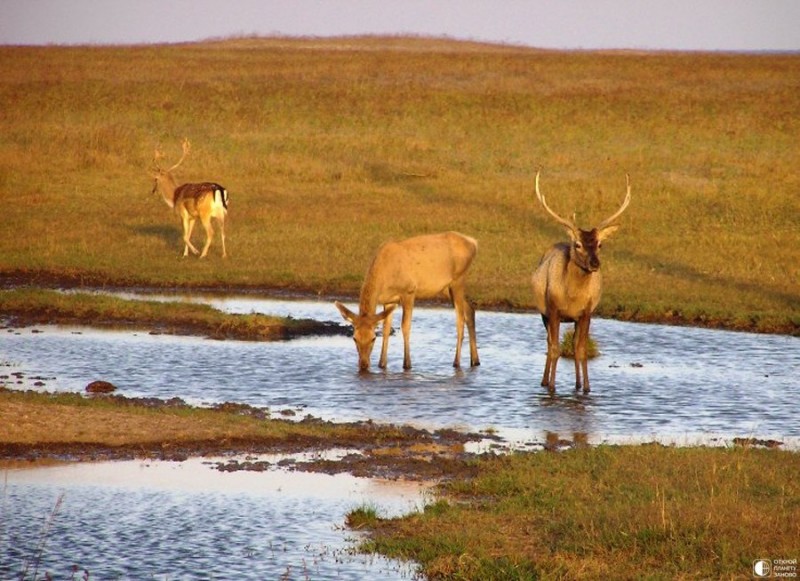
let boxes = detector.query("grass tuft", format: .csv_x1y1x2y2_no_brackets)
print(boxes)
559,329,599,359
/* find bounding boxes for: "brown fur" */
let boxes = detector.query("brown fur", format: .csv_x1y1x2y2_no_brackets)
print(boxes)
335,231,480,371
149,140,228,259
532,172,630,393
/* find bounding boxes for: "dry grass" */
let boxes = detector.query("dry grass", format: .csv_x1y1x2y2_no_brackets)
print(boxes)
0,392,260,446
0,37,798,332
0,389,405,452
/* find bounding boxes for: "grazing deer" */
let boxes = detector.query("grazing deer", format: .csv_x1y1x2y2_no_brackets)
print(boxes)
532,171,631,393
335,231,480,372
150,138,228,258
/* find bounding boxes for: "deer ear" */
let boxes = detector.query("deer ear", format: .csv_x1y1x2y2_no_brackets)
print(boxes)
335,301,357,324
598,224,620,241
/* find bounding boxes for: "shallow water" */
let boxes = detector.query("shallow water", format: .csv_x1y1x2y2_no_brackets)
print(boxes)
3,295,799,445
1,457,426,580
2,296,799,578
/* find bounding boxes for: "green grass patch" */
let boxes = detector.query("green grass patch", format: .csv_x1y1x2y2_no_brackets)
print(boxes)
559,329,599,359
346,504,382,530
0,288,339,340
353,445,800,579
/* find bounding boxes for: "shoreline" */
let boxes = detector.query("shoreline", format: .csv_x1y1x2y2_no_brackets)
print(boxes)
3,269,797,336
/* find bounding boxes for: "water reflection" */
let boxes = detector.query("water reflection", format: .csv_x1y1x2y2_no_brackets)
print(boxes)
1,458,426,580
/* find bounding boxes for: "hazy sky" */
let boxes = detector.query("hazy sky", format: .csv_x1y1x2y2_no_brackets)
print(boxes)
1,0,798,52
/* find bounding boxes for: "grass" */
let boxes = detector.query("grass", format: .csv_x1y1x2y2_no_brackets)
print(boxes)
352,445,800,580
559,329,599,359
0,37,797,334
0,288,337,340
16,493,66,581
0,388,414,450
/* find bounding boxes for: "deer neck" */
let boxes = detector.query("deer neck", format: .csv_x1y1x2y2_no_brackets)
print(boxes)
358,283,379,316
358,267,387,316
155,173,178,209
566,258,598,285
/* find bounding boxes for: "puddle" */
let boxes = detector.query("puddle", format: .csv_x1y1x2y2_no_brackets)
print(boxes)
1,457,427,579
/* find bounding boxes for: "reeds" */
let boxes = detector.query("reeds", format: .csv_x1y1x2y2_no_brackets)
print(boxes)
17,493,65,581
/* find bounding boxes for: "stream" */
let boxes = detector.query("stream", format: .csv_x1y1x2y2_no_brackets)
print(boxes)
2,295,798,579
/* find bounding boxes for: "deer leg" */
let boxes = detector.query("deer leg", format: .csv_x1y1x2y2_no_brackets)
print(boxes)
451,281,480,368
219,217,227,258
199,215,214,259
378,305,394,369
575,315,591,393
540,315,550,386
401,297,414,370
542,314,561,392
182,216,200,256
449,285,466,369
465,299,480,367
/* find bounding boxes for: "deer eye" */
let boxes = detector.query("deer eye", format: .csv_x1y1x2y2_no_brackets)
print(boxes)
574,241,583,250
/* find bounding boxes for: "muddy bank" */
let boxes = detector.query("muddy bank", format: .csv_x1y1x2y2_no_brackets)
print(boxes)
0,286,350,342
0,391,489,481
0,310,347,341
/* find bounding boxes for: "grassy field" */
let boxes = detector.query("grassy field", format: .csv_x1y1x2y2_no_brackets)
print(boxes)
351,444,800,580
0,37,798,334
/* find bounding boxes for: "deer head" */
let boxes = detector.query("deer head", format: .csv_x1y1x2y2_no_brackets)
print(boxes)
335,302,397,371
149,138,191,207
534,171,631,273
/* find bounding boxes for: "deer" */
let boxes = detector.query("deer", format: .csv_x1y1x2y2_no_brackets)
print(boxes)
335,231,480,372
531,170,631,394
149,138,228,259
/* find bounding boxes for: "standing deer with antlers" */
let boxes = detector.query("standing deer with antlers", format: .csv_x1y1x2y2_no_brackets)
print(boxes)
150,138,228,258
335,231,480,372
532,171,631,393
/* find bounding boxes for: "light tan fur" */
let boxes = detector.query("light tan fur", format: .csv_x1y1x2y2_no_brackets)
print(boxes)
335,231,480,372
149,138,228,259
532,171,631,393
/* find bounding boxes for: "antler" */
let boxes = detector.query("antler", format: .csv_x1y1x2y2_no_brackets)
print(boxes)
151,146,165,172
596,173,632,230
535,170,578,233
167,138,191,172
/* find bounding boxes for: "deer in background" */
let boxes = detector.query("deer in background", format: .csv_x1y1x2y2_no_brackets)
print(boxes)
335,231,480,372
150,138,229,258
532,171,631,393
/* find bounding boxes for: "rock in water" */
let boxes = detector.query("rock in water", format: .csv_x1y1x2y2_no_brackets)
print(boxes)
86,380,116,394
